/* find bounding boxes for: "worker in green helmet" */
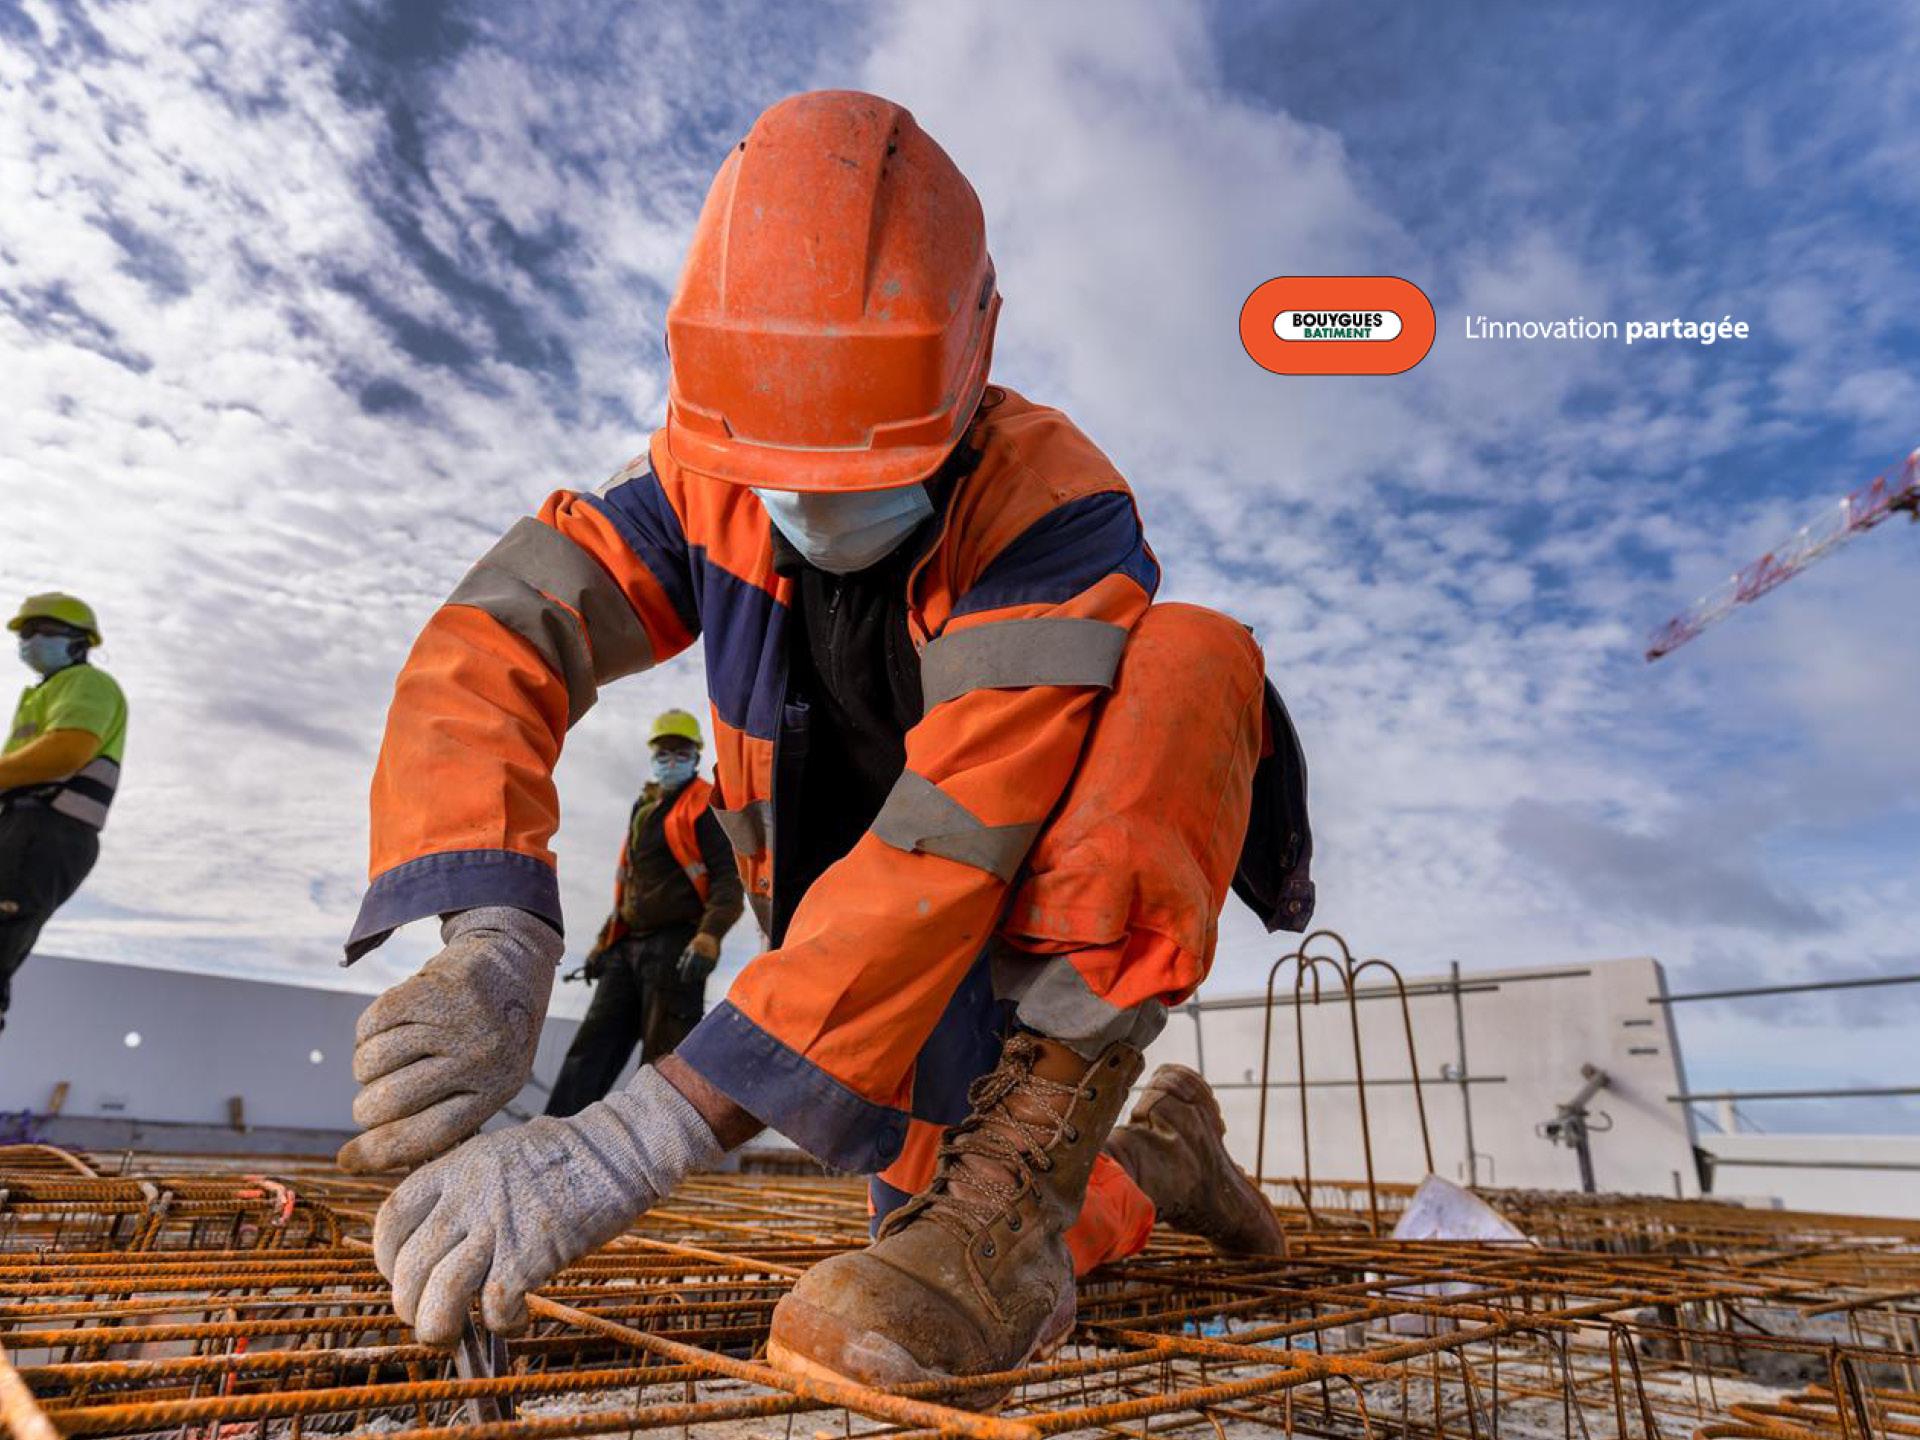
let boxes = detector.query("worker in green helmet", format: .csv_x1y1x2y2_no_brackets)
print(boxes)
542,709,745,1116
1,593,128,1036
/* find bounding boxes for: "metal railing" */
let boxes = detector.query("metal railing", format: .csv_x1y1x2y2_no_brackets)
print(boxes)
1652,970,1920,1186
1189,944,1917,1207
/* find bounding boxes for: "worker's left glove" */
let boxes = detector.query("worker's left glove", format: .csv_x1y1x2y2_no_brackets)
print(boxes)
676,932,720,986
338,907,561,1174
374,1065,723,1343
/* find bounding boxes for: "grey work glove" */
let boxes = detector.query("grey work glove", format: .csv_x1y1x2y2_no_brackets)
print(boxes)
374,1065,723,1343
338,907,561,1174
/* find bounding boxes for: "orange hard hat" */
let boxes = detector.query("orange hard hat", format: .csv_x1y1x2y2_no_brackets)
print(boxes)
664,90,1000,493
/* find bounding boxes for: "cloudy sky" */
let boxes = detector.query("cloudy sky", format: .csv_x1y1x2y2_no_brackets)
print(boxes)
3,0,1916,1133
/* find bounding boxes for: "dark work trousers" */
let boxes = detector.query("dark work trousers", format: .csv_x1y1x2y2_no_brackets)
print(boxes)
544,924,705,1117
0,805,100,1035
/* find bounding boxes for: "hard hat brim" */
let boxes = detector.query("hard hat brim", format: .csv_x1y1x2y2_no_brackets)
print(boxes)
7,608,100,646
648,709,706,746
663,406,967,494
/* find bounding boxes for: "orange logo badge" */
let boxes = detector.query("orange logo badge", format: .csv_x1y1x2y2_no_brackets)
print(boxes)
1240,276,1436,375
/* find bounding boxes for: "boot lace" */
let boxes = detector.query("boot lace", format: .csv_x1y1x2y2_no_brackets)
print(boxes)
897,1034,1081,1245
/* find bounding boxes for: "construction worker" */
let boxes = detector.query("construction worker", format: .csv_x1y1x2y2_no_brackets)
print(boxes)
543,708,744,1116
1,594,127,1036
339,91,1314,1405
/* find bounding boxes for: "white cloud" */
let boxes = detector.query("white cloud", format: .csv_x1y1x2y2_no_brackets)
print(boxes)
1,0,1914,1108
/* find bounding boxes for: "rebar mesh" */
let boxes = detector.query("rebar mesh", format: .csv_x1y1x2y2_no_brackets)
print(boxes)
3,1144,1916,1440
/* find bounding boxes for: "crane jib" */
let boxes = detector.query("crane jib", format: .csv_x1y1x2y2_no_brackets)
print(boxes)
1644,445,1920,661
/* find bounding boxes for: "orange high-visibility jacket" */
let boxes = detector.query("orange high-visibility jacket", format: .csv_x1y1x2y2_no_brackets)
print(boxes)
662,777,713,905
596,776,714,951
350,388,1161,1170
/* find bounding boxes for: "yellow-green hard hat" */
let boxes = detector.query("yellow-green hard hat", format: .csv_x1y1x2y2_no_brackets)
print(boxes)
649,708,703,747
9,592,102,646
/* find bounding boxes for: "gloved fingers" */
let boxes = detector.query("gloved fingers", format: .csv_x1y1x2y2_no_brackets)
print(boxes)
341,1093,485,1174
373,1164,449,1281
390,1210,466,1330
352,1053,472,1127
411,1230,493,1346
480,1255,535,1336
335,1132,381,1175
352,1020,452,1085
353,974,448,1047
388,1193,472,1331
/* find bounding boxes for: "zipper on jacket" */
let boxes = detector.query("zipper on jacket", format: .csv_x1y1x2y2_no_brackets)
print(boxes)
823,574,846,698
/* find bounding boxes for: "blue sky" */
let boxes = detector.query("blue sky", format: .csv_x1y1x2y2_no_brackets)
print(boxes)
2,0,1916,1134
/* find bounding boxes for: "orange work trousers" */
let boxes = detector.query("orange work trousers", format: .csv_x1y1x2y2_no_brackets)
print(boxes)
870,603,1266,1272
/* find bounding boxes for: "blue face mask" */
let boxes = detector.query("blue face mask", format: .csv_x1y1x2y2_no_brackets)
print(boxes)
753,484,933,574
18,634,79,676
652,749,699,789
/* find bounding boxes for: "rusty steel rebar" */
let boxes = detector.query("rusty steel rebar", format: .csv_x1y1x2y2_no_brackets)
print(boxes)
1254,930,1437,1234
0,1339,60,1440
4,1096,1918,1440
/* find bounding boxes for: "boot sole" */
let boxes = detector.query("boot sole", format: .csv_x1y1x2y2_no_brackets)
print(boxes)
765,1291,1075,1414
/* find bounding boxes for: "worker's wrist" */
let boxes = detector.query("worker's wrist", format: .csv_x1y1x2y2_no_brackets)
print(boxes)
655,1052,765,1150
442,906,565,968
597,1065,727,1165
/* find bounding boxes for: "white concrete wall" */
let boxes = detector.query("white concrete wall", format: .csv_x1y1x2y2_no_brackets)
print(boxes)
1,952,1702,1197
9,952,1912,1219
1141,954,1705,1199
0,953,582,1132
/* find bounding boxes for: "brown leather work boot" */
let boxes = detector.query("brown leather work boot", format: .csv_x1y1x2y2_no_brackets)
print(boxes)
767,1032,1145,1410
1104,1064,1285,1255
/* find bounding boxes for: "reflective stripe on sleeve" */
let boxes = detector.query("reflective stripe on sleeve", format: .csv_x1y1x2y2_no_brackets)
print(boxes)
69,754,119,795
711,798,771,856
47,756,119,830
49,789,109,829
919,616,1128,713
447,518,657,723
870,770,1038,882
447,562,595,720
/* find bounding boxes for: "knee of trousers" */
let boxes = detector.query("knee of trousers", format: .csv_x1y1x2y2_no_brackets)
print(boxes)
1000,602,1266,1005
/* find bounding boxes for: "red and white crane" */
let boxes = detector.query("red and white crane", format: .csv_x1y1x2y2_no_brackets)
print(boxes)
1645,445,1920,661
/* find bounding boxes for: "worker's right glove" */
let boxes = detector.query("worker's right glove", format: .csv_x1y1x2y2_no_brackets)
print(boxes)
338,907,561,1174
375,1065,723,1343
